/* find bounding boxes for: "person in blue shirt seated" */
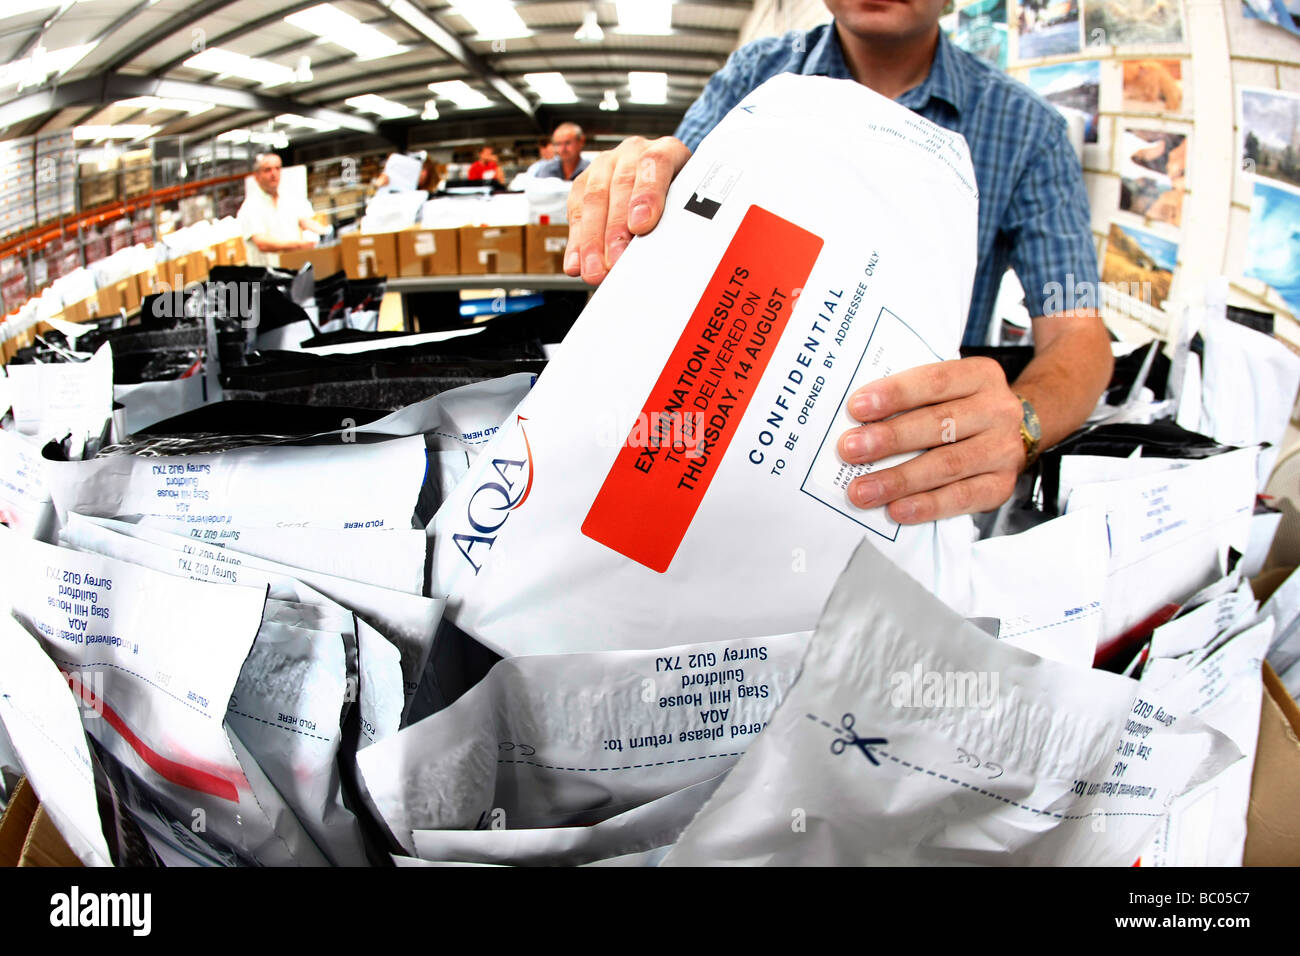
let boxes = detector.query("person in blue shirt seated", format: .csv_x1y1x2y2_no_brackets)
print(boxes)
532,123,592,182
561,0,1113,528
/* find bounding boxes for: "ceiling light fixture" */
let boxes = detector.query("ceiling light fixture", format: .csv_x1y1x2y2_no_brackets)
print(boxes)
0,41,95,90
616,0,672,36
274,113,338,131
218,128,289,148
426,80,492,109
73,124,160,141
421,99,440,121
183,47,297,88
599,89,619,111
453,0,530,40
284,4,407,60
574,7,604,42
295,55,313,83
627,71,668,104
345,94,417,119
523,72,577,104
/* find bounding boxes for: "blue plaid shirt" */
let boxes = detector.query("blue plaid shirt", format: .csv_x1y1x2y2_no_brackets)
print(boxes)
675,23,1099,347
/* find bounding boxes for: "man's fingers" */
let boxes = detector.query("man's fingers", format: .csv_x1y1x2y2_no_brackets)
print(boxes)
627,137,690,236
837,399,988,463
563,169,589,276
846,434,1020,511
886,472,1018,525
578,148,620,283
847,357,1006,422
604,148,643,269
563,136,689,281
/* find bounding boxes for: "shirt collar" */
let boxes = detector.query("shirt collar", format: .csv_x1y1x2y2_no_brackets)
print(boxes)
804,22,967,116
896,29,967,116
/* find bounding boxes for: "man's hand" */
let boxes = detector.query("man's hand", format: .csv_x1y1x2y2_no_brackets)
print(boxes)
249,235,319,253
836,357,1026,524
835,310,1114,524
564,136,691,284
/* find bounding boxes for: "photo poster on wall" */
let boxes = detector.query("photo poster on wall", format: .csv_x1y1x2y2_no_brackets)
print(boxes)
1026,60,1101,143
1102,221,1177,311
1084,0,1185,47
1119,128,1187,226
1241,0,1300,38
1017,0,1082,58
954,0,1009,69
1245,180,1300,318
1240,87,1300,193
1122,59,1183,113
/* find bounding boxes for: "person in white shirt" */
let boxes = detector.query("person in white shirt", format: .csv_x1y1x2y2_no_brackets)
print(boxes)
236,153,327,268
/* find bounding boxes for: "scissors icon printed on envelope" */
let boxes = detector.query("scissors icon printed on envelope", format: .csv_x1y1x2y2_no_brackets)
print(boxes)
829,713,887,765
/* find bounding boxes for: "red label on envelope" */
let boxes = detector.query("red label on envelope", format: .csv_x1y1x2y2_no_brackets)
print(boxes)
582,204,823,572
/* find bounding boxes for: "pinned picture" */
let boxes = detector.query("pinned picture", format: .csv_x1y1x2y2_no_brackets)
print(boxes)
1026,60,1100,143
1017,0,1082,58
955,0,1009,68
1119,128,1187,226
1102,222,1177,311
1085,0,1185,46
1241,0,1300,38
1241,87,1300,192
1122,59,1183,113
1245,180,1300,318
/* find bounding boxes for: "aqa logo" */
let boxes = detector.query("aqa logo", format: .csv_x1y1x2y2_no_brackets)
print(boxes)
453,415,535,574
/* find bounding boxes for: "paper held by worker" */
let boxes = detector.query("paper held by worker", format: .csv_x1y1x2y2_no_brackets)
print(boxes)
430,72,981,657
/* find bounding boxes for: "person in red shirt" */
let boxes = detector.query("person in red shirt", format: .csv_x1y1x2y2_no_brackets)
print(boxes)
467,145,504,183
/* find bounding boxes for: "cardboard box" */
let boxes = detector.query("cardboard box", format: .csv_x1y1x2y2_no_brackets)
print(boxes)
59,295,95,324
1243,661,1300,865
122,166,152,198
0,778,84,867
151,251,209,291
96,281,123,317
78,162,117,208
0,776,38,866
215,236,247,266
278,244,344,277
184,249,209,284
341,232,398,280
525,224,570,274
135,268,163,300
397,227,459,276
459,225,524,275
96,275,142,317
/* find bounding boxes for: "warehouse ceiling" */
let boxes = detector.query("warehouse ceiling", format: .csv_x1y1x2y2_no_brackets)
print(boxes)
0,0,754,149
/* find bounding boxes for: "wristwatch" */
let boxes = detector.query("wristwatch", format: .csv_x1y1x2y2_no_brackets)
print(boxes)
1016,393,1042,468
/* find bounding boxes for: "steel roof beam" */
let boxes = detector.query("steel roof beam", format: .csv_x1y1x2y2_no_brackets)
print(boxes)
370,0,536,122
0,74,378,134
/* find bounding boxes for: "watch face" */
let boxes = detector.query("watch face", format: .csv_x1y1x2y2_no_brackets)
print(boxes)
1019,398,1041,442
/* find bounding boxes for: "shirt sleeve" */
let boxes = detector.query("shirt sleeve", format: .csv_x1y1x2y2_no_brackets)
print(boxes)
674,42,769,153
1004,114,1100,319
